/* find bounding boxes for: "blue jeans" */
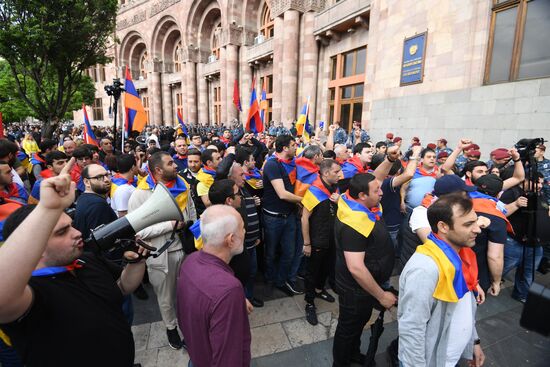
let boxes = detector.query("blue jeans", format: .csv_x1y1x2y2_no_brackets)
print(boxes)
245,246,258,299
289,214,304,283
503,236,543,300
122,294,134,325
263,212,297,287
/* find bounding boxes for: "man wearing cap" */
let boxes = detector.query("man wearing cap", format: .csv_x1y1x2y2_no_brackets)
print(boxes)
463,149,524,191
436,151,449,166
468,150,481,162
435,138,453,158
385,133,394,146
456,144,480,173
487,149,511,171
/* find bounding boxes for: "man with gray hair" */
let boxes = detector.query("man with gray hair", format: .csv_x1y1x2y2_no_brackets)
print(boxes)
177,205,251,367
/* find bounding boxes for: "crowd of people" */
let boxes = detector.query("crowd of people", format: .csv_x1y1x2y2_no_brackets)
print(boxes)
0,119,548,367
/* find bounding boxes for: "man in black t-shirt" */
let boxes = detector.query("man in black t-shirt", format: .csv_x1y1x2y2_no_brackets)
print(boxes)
332,173,398,367
0,171,147,366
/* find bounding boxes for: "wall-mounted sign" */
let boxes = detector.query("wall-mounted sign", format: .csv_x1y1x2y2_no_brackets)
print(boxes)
400,31,428,86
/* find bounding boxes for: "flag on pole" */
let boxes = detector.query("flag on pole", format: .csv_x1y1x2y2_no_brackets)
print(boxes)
124,66,148,134
245,79,264,133
82,104,99,146
259,78,268,125
177,110,189,136
233,79,242,112
0,112,4,139
296,97,311,142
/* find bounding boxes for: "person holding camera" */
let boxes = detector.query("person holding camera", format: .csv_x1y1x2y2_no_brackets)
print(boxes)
0,162,148,366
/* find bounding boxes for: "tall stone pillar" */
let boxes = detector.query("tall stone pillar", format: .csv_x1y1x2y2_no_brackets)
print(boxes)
162,82,173,126
239,50,252,124
281,10,300,125
220,46,228,124
149,59,163,125
225,44,239,123
301,11,319,123
186,62,197,123
181,62,189,122
197,63,209,124
272,16,284,123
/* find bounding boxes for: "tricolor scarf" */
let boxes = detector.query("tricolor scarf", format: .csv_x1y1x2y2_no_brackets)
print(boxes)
196,167,216,190
189,220,203,250
30,153,46,167
137,171,189,210
302,177,333,212
337,191,382,238
172,154,188,170
268,154,296,185
244,167,263,190
40,169,54,179
413,165,439,179
416,233,471,302
469,191,514,234
295,157,320,197
0,183,28,204
110,174,137,198
31,260,84,277
0,198,24,241
341,156,365,180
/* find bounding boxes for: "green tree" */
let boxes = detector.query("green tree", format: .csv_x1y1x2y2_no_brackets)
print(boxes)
0,0,118,137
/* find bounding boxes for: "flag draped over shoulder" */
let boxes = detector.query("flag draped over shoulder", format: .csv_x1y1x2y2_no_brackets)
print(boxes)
302,177,332,212
267,154,296,185
196,167,216,190
246,79,264,133
340,156,365,179
413,165,439,179
137,170,189,209
189,220,203,250
124,66,148,133
233,79,242,112
416,233,470,302
469,191,514,234
294,157,319,197
296,99,311,142
244,167,263,190
110,174,137,198
82,104,99,146
336,191,382,238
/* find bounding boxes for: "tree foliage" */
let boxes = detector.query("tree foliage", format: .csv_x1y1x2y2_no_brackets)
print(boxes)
0,0,118,135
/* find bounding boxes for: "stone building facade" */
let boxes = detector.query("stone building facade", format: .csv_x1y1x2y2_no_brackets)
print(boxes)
76,0,550,153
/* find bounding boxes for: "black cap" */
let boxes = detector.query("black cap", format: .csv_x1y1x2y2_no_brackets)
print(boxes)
475,174,503,197
433,175,476,197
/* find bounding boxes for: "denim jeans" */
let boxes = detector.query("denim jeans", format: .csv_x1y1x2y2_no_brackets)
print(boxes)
289,214,304,283
263,212,297,287
503,236,543,300
245,246,258,299
122,294,134,326
332,288,375,367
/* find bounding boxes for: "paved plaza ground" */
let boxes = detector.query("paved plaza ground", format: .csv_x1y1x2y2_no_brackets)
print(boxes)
132,270,550,367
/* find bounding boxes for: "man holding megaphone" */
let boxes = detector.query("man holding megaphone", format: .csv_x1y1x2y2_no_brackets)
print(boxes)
0,159,149,366
128,151,197,350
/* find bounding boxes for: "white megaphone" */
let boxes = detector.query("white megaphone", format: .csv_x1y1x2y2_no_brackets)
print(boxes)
86,183,183,252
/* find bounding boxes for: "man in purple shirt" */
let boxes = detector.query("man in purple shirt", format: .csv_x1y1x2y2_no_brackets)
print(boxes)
177,205,251,367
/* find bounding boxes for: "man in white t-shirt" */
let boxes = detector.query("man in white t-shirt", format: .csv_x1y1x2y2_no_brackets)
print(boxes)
111,154,138,217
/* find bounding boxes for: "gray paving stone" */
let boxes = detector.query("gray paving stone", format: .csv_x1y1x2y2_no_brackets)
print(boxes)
156,346,189,367
134,348,159,367
248,297,303,328
282,316,331,348
147,321,169,349
132,323,150,352
250,323,292,358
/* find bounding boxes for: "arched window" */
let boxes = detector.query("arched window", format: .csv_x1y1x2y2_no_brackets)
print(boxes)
211,24,221,60
260,4,274,39
140,51,148,79
174,42,182,73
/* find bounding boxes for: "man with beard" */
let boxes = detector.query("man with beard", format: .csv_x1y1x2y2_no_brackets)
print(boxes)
73,164,117,240
172,136,189,172
463,148,524,190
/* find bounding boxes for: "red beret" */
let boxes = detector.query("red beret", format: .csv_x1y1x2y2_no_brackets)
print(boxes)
491,149,510,160
438,138,447,145
437,151,449,159
469,150,481,158
412,137,420,142
464,144,480,151
386,132,394,139
427,143,437,150
394,137,402,143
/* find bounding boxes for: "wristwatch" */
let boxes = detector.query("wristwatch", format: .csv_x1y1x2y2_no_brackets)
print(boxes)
474,338,481,345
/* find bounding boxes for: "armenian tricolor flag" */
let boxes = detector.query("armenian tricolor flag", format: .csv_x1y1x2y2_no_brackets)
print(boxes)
30,153,46,168
244,167,263,190
259,78,268,125
189,220,203,250
177,110,189,136
0,198,24,242
469,191,514,234
137,169,189,210
110,174,137,198
0,183,29,205
340,156,365,180
296,98,311,142
233,79,242,112
82,104,99,146
294,157,319,197
267,154,296,185
196,167,216,191
302,177,332,211
416,233,470,302
124,66,148,134
337,191,382,238
246,79,264,133
413,165,439,179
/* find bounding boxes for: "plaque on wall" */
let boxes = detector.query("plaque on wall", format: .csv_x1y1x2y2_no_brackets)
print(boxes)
400,31,428,86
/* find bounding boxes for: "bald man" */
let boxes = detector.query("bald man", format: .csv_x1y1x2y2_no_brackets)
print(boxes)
62,140,76,157
177,205,251,367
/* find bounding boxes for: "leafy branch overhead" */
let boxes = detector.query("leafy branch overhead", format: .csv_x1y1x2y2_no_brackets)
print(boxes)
0,0,118,134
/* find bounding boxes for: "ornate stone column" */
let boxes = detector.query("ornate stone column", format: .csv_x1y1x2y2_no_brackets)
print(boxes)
186,62,198,123
149,58,163,125
272,16,284,123
220,46,228,124
301,11,319,123
197,63,209,124
225,44,239,123
162,82,173,126
281,10,300,124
